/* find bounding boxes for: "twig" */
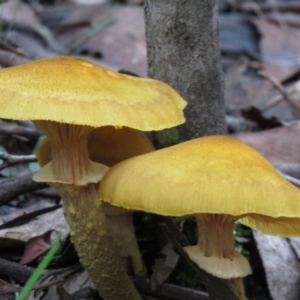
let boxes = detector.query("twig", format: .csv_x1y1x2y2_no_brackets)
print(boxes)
0,257,34,282
0,278,64,294
0,38,25,56
33,279,64,291
0,16,66,54
134,278,208,300
0,278,21,293
261,83,298,112
0,173,48,205
259,71,300,115
32,187,60,199
0,152,36,171
0,49,30,67
0,205,61,230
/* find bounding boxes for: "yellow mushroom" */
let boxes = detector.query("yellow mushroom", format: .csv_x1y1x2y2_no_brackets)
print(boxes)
36,125,155,276
98,135,300,300
0,56,187,300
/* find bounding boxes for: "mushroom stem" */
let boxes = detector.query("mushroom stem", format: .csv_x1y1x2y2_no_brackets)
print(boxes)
33,121,142,300
104,207,146,276
62,184,142,300
35,122,92,183
184,214,251,299
196,214,237,258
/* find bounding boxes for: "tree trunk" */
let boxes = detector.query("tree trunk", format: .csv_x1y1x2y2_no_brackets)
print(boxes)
145,0,227,148
144,1,238,299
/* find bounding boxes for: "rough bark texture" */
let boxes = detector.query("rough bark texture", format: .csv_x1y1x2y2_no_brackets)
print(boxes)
145,0,227,147
145,2,237,299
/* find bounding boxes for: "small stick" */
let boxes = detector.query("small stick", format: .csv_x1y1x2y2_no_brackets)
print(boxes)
0,49,30,67
0,257,34,282
259,71,300,115
0,152,36,171
134,277,209,300
0,173,47,205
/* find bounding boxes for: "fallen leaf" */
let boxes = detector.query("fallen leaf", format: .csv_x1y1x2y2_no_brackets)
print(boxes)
224,59,295,123
0,205,69,242
20,230,54,264
253,231,300,300
253,18,300,82
232,121,300,164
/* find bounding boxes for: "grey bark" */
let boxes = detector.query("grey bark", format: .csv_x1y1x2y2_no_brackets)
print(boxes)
145,0,227,147
144,2,237,299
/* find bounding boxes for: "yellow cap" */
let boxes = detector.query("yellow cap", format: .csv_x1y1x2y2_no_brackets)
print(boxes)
0,56,186,130
99,135,300,236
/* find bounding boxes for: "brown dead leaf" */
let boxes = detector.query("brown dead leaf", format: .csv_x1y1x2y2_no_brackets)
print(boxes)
225,59,295,122
0,205,69,242
20,230,54,264
253,18,300,82
232,122,300,164
266,13,300,29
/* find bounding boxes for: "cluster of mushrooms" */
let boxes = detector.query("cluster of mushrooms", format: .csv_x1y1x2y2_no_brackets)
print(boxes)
1,56,300,300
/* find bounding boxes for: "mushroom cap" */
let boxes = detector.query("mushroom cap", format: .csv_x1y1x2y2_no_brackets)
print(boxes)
99,135,300,236
0,56,186,130
36,126,155,167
